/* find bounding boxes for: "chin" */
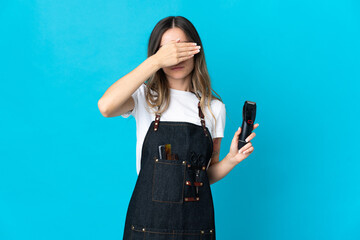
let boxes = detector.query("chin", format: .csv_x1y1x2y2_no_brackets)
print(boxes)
168,73,191,79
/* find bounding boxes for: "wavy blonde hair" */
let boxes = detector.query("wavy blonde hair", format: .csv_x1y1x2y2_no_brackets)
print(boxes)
144,16,223,130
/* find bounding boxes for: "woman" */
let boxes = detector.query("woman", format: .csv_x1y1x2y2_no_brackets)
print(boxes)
98,16,259,240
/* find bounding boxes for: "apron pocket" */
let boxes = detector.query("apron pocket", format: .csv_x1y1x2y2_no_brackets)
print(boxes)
152,157,186,203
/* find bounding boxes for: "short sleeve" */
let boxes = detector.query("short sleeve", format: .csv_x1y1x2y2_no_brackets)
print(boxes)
120,83,144,118
213,102,226,138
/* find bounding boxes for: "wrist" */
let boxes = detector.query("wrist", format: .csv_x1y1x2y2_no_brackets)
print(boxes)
225,153,238,166
149,55,161,70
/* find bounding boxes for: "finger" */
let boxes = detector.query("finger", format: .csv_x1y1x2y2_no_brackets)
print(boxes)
243,146,254,154
178,45,201,52
161,39,179,48
177,48,200,58
238,142,252,153
178,54,195,62
239,145,253,154
245,132,256,142
177,41,198,46
166,39,197,47
176,42,198,47
253,123,259,130
231,127,242,146
166,39,177,44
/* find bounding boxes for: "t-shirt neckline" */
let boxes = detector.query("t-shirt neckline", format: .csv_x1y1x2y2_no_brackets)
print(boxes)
169,87,198,96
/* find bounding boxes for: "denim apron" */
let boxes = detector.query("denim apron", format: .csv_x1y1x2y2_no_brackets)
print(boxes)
123,100,215,240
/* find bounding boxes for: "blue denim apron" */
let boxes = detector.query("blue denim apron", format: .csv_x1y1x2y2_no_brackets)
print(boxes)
123,100,215,240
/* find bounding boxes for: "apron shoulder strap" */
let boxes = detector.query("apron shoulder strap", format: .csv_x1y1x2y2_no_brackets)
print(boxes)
153,99,208,137
198,102,208,137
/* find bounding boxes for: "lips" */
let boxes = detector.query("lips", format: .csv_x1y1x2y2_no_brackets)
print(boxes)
171,66,184,70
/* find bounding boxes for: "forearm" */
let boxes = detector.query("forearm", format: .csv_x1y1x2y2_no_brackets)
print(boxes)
207,153,237,185
98,55,160,116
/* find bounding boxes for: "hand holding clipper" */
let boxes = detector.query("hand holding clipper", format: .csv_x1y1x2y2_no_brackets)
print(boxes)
238,101,257,150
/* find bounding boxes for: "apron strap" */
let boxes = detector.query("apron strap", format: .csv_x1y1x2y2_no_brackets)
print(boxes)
198,102,209,137
153,100,208,137
154,112,160,131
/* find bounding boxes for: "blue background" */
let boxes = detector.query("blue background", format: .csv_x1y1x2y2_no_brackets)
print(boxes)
1,0,359,239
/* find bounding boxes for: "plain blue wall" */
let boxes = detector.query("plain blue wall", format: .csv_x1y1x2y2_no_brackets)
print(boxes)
1,0,359,239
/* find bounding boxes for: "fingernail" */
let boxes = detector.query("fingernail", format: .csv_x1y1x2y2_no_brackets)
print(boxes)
238,127,240,131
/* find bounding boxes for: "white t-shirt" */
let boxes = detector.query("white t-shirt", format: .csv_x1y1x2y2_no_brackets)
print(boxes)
121,83,226,175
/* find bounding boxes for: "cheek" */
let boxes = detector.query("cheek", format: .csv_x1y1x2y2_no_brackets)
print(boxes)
184,58,195,68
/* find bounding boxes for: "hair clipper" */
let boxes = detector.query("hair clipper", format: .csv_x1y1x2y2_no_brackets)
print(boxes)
238,101,257,150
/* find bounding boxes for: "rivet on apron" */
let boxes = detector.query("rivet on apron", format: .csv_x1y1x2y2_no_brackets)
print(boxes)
201,230,204,234
193,182,203,186
184,197,200,201
182,161,186,164
186,181,203,186
210,229,213,233
142,228,145,231
202,166,206,170
155,158,158,162
131,225,134,230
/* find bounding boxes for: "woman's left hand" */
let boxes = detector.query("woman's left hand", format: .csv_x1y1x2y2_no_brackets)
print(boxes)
228,123,259,165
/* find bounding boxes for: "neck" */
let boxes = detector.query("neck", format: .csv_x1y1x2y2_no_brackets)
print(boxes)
167,74,193,92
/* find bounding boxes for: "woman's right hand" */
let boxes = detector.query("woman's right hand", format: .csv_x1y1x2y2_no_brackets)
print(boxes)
153,39,201,68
